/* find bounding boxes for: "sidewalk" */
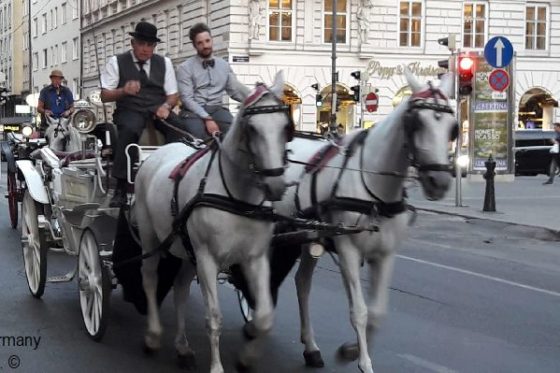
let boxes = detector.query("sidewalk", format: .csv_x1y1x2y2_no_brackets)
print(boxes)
407,174,560,239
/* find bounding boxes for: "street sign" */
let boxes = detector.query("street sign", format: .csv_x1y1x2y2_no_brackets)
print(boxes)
484,36,514,68
488,69,510,92
365,92,378,112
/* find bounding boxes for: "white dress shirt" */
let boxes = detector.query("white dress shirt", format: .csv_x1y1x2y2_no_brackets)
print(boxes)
101,50,178,95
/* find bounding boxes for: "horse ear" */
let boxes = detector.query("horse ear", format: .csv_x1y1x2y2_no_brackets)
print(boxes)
403,65,423,93
438,72,454,97
269,70,285,98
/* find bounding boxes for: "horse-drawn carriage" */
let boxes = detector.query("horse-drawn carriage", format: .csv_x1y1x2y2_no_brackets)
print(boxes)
11,69,457,372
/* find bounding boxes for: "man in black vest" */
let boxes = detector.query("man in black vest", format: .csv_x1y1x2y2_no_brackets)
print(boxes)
101,21,184,207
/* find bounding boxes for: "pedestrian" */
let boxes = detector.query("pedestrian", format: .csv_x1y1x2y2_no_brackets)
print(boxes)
37,69,75,128
543,122,560,185
176,22,250,140
100,21,187,207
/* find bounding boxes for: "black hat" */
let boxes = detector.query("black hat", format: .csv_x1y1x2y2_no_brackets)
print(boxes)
129,21,162,43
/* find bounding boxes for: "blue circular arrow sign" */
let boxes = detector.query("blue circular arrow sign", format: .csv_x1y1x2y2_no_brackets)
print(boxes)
484,36,514,68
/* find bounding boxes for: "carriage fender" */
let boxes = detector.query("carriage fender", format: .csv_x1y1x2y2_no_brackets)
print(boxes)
1,141,17,174
15,160,49,204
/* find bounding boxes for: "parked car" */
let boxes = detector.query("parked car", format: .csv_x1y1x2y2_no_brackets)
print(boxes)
514,130,555,176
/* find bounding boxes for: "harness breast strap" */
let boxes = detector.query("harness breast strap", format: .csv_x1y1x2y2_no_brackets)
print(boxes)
297,129,407,220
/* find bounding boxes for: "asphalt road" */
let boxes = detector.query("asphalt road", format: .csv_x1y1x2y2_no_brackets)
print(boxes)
0,175,559,372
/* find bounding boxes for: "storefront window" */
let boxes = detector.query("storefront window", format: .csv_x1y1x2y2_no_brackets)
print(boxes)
323,0,347,44
269,0,293,41
463,2,486,48
525,5,547,50
399,1,422,47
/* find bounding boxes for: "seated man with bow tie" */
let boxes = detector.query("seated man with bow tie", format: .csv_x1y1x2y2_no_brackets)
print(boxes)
176,22,250,140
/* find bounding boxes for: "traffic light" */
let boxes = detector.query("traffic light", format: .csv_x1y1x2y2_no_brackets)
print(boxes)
351,71,361,80
350,85,360,102
315,94,323,107
437,35,456,51
458,55,475,96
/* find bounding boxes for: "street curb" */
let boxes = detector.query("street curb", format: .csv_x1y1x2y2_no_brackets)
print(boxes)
414,206,560,242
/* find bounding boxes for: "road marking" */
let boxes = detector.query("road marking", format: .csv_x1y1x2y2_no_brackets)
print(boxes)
398,353,458,373
397,254,560,298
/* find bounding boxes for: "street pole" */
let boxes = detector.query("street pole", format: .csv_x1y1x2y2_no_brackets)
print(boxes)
330,0,337,134
454,53,464,207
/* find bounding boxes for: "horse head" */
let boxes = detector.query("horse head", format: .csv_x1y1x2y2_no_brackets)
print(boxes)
44,116,71,152
231,71,293,201
403,68,457,200
44,115,82,153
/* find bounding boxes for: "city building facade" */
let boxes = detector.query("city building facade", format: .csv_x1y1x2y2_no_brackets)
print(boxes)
30,0,81,99
79,0,560,134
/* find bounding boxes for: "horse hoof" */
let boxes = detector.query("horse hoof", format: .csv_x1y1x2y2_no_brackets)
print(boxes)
143,342,159,356
177,350,196,371
235,359,254,373
303,350,325,367
242,322,257,340
336,342,359,362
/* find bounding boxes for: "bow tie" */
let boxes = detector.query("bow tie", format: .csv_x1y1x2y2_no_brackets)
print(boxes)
202,59,215,69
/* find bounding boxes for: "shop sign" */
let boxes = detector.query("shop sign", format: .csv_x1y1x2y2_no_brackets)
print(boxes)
365,60,445,79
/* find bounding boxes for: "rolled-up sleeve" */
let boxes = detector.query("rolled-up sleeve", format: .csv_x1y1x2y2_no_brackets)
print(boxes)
164,57,178,95
177,62,209,119
100,56,119,90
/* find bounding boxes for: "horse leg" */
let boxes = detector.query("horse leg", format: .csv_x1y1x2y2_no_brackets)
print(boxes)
237,255,274,371
173,261,197,370
294,247,324,367
365,252,396,345
196,251,224,373
141,252,163,353
336,247,374,373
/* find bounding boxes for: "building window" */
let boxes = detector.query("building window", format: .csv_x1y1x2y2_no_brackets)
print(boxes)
54,7,58,29
33,52,38,71
54,44,58,65
61,41,67,63
61,3,67,24
268,0,293,41
72,78,79,99
463,2,486,48
72,0,78,19
323,0,347,43
41,13,47,34
72,37,78,60
32,17,38,37
399,0,422,47
42,48,47,68
526,5,547,50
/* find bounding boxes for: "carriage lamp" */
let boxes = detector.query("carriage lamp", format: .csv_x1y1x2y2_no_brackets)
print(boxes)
21,124,33,138
72,100,97,134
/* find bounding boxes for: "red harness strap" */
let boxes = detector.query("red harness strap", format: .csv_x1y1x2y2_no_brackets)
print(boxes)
304,143,340,174
169,146,211,181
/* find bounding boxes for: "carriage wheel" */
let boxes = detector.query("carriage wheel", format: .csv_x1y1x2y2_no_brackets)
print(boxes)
7,171,18,229
237,289,254,323
21,190,47,298
78,229,111,341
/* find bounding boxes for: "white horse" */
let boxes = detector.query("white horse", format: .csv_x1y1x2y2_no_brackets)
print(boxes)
272,70,457,373
134,71,293,372
44,115,82,152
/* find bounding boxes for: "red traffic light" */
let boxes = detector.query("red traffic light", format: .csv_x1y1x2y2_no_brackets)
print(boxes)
459,56,474,71
458,56,474,96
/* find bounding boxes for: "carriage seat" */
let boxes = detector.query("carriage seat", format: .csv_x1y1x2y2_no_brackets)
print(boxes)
39,147,96,169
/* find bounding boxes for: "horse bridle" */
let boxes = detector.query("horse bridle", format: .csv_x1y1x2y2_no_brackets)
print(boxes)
240,86,295,178
403,84,458,172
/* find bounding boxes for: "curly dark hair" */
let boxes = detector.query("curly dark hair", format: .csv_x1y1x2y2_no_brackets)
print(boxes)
189,23,211,42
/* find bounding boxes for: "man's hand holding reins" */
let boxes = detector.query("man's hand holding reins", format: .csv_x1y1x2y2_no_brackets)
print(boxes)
204,117,220,136
123,80,141,96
